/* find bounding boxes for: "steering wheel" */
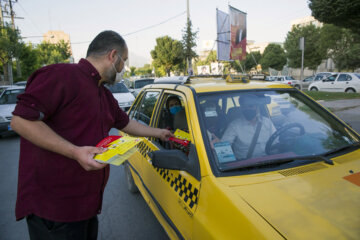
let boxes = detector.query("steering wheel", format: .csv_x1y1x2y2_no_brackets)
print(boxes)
265,123,305,155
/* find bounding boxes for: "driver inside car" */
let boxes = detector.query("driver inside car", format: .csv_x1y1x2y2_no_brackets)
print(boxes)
220,93,276,160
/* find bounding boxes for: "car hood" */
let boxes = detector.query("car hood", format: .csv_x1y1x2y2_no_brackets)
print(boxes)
112,92,135,103
0,104,16,118
221,151,360,239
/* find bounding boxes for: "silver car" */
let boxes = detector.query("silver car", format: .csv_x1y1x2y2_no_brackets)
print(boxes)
0,86,25,136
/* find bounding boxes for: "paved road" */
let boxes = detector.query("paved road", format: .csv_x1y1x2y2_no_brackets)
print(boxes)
0,129,168,240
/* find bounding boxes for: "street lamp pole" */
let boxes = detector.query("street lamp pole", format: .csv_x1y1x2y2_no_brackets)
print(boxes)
299,37,305,90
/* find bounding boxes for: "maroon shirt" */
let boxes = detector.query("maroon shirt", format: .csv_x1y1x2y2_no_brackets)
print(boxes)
13,59,129,222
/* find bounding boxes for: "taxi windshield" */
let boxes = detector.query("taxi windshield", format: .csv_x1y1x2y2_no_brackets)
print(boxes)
198,90,360,172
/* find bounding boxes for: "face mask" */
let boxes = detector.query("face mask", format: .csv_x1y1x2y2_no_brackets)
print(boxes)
170,106,182,115
111,54,126,82
242,108,257,121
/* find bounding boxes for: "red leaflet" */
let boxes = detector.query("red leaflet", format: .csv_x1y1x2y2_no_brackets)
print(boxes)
96,135,122,148
169,137,189,147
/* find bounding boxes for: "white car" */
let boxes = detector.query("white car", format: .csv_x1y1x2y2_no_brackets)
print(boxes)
105,82,135,111
308,72,360,93
124,78,154,97
0,86,25,136
274,76,302,89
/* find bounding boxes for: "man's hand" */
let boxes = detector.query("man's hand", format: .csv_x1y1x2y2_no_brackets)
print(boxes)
73,146,108,171
157,128,174,141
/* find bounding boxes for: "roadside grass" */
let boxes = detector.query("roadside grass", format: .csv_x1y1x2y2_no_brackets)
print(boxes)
303,90,360,101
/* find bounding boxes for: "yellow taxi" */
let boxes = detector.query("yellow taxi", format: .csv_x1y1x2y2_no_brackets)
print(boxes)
121,75,360,239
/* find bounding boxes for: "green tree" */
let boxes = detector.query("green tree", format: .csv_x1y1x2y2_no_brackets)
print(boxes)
284,25,325,70
151,36,184,76
308,0,360,34
130,66,136,76
19,43,41,80
320,24,360,71
260,44,286,71
37,40,71,66
0,24,23,82
182,20,198,73
135,64,153,76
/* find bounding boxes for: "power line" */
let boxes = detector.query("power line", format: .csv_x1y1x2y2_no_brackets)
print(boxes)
17,1,43,35
71,11,186,45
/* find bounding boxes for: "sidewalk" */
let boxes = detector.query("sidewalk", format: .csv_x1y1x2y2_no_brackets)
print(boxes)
318,99,360,133
318,99,360,112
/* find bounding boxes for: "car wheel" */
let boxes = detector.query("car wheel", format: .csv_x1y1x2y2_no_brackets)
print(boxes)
124,162,139,193
294,84,301,90
310,87,318,91
345,88,356,93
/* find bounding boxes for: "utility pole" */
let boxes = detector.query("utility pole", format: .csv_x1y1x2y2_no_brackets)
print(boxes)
0,0,4,27
5,0,22,81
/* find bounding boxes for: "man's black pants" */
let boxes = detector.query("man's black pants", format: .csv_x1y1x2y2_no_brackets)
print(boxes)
26,214,98,240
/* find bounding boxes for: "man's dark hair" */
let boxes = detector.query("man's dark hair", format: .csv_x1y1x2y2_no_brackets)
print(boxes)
86,30,126,58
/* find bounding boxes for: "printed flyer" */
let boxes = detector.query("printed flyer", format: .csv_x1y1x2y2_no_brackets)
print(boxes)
94,135,143,166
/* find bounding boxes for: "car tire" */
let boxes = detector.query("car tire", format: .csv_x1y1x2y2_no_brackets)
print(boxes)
310,87,318,91
345,88,356,93
124,162,139,194
294,84,301,90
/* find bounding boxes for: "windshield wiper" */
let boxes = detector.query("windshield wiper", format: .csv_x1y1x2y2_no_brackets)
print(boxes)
221,155,333,172
323,142,360,157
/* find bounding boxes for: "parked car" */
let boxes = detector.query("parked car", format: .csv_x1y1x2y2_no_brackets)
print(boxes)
308,72,360,93
301,75,315,89
0,86,25,136
265,76,277,81
124,77,154,97
274,76,301,89
105,82,135,111
14,81,27,87
121,75,360,239
0,85,13,94
314,72,333,81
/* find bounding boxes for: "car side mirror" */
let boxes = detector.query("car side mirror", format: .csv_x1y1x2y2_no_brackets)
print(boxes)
148,143,200,180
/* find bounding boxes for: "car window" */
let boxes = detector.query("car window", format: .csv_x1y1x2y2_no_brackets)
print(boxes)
156,93,189,151
105,82,129,93
199,90,359,172
326,74,337,81
346,75,352,81
129,91,160,126
0,89,24,104
355,74,360,79
135,79,154,89
285,76,295,80
337,74,348,82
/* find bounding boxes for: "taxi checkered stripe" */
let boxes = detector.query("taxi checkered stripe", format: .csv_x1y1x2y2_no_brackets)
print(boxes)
137,141,199,209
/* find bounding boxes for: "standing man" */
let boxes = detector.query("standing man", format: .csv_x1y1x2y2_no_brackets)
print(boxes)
11,30,172,240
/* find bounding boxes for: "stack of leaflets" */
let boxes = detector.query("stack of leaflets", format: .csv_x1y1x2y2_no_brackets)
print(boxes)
94,135,143,166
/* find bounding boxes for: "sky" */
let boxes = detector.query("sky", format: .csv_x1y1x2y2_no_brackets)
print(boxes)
11,0,312,67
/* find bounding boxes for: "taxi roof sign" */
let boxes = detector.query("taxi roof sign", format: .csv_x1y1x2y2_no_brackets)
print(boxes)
226,74,250,83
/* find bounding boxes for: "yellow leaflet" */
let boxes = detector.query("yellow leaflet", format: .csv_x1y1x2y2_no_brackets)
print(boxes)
174,129,191,141
94,136,143,166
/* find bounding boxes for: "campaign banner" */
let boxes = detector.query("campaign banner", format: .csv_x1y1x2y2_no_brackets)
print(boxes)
229,6,247,61
211,62,224,75
216,9,230,61
197,65,210,75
